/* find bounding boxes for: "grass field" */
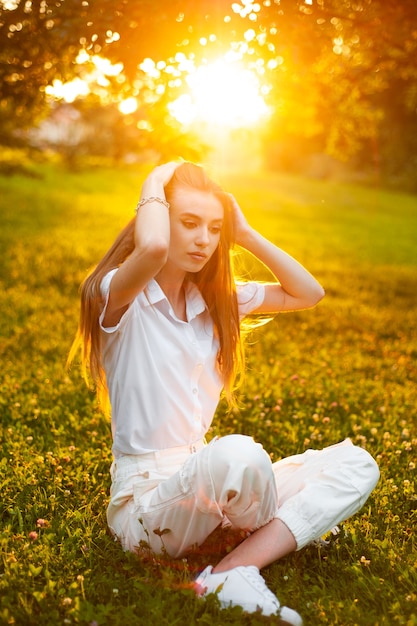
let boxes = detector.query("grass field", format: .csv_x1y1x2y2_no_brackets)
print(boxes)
0,163,416,626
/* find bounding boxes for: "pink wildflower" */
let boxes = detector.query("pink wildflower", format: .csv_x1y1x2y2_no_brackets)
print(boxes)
36,518,49,527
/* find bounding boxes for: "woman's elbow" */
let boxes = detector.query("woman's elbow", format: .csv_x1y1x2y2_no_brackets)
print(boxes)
149,237,169,262
316,284,326,302
136,236,169,267
309,284,326,307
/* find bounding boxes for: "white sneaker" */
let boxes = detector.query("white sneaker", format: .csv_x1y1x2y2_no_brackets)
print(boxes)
194,565,303,625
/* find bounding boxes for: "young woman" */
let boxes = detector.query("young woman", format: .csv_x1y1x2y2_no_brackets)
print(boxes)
70,161,379,625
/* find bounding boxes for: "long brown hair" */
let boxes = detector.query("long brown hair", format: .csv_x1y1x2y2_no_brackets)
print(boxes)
68,162,243,409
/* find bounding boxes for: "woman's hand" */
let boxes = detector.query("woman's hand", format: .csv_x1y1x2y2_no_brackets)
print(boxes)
229,194,253,246
142,161,182,195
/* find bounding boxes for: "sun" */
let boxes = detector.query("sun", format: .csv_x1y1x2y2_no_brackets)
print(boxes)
169,59,270,128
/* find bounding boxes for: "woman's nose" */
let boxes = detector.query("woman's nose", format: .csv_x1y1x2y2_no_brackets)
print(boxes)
196,226,210,246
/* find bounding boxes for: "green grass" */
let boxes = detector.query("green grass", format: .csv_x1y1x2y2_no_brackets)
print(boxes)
0,163,416,626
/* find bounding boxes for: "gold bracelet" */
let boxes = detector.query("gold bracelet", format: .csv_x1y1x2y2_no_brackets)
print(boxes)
135,196,170,214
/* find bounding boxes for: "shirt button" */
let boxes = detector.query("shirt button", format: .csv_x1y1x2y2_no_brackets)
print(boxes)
192,388,198,394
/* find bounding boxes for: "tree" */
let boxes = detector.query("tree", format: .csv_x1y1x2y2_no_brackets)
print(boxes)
1,0,416,186
235,0,417,181
0,0,229,134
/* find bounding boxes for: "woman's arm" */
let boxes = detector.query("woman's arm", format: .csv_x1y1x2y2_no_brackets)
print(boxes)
230,195,325,313
102,162,179,327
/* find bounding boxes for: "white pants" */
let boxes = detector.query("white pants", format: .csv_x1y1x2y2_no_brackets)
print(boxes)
107,435,379,558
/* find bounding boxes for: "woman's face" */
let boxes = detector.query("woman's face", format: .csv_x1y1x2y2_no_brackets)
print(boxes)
167,187,224,275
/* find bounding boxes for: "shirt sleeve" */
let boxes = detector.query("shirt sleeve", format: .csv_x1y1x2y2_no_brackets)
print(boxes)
236,282,265,318
99,268,121,334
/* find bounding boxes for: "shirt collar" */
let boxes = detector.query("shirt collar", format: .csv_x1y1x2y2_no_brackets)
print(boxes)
144,279,207,321
185,281,207,320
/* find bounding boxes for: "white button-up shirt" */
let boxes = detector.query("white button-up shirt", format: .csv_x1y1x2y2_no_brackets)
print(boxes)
100,270,265,458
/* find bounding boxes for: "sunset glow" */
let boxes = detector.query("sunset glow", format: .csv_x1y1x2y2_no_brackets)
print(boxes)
169,60,270,128
45,78,89,103
45,54,123,103
44,49,271,132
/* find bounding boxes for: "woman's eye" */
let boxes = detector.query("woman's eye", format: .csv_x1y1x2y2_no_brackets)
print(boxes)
210,227,221,234
183,221,196,229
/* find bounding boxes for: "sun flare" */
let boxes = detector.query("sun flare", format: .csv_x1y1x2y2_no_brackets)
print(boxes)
169,60,270,128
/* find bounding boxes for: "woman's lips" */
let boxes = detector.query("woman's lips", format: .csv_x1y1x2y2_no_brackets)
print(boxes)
188,252,207,261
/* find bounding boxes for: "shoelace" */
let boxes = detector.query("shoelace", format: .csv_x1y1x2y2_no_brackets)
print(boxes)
242,567,280,605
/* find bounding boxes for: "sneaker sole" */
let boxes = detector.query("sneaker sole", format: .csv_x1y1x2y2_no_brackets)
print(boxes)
279,605,303,626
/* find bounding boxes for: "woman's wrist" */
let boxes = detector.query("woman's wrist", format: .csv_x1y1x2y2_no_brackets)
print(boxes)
135,196,170,214
235,224,258,249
